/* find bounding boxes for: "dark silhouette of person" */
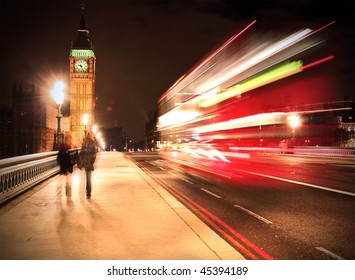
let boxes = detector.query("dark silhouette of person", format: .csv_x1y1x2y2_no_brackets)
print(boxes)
79,132,97,198
57,134,73,175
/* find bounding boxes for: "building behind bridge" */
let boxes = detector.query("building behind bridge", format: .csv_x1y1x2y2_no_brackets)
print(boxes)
0,83,70,159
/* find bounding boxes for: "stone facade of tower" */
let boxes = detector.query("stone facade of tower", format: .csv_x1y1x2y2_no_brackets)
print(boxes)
69,7,96,147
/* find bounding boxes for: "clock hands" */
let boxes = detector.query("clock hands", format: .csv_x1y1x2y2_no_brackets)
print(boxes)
75,60,88,72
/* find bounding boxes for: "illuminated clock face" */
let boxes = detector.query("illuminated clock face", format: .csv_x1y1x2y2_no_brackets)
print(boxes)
74,60,88,72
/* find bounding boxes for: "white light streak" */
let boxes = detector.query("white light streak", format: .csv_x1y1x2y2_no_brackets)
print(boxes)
193,112,287,134
197,29,312,94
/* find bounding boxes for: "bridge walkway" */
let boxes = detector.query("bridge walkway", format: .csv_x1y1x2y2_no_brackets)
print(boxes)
0,152,243,260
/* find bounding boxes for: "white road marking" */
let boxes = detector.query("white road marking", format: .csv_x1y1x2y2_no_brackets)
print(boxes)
315,247,345,260
168,171,179,177
234,204,273,224
200,188,222,199
181,178,194,185
168,172,194,184
239,170,355,197
158,166,165,171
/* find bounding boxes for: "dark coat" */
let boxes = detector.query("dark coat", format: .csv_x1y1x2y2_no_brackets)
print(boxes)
79,138,97,171
57,143,73,174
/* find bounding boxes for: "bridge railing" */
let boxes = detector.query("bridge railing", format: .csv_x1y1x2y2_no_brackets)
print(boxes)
0,149,79,206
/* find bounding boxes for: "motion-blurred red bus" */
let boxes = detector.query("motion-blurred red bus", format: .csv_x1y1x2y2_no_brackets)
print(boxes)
157,20,352,178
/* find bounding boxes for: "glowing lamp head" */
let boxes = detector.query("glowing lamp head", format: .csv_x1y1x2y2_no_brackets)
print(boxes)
288,115,300,129
51,81,65,105
83,113,89,126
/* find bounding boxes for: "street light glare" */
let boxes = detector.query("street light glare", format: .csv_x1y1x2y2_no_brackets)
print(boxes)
288,115,300,129
50,81,65,149
54,81,65,90
83,113,89,126
51,81,65,105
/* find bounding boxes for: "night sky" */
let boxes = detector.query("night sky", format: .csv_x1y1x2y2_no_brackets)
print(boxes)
1,0,354,141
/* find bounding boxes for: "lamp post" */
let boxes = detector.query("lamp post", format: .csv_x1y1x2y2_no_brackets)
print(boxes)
83,113,89,137
50,81,65,150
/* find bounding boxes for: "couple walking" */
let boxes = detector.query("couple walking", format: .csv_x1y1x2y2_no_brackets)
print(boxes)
57,132,97,199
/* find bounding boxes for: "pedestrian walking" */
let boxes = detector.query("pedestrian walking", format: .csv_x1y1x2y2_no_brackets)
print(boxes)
57,134,73,175
79,132,97,198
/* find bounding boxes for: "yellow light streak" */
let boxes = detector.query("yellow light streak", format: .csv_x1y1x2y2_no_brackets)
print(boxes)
199,60,303,108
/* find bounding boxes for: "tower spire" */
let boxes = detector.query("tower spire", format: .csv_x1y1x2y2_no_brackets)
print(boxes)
69,1,96,147
73,1,92,50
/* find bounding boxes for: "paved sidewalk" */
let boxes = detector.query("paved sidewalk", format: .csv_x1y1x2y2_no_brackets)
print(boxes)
0,152,244,260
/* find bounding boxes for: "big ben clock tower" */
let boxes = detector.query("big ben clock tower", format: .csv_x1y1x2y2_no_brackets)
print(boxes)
69,4,96,147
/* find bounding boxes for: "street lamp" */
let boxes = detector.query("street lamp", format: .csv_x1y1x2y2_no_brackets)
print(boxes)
96,132,101,142
288,115,300,146
83,113,89,136
92,125,97,134
50,81,65,150
289,115,300,129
